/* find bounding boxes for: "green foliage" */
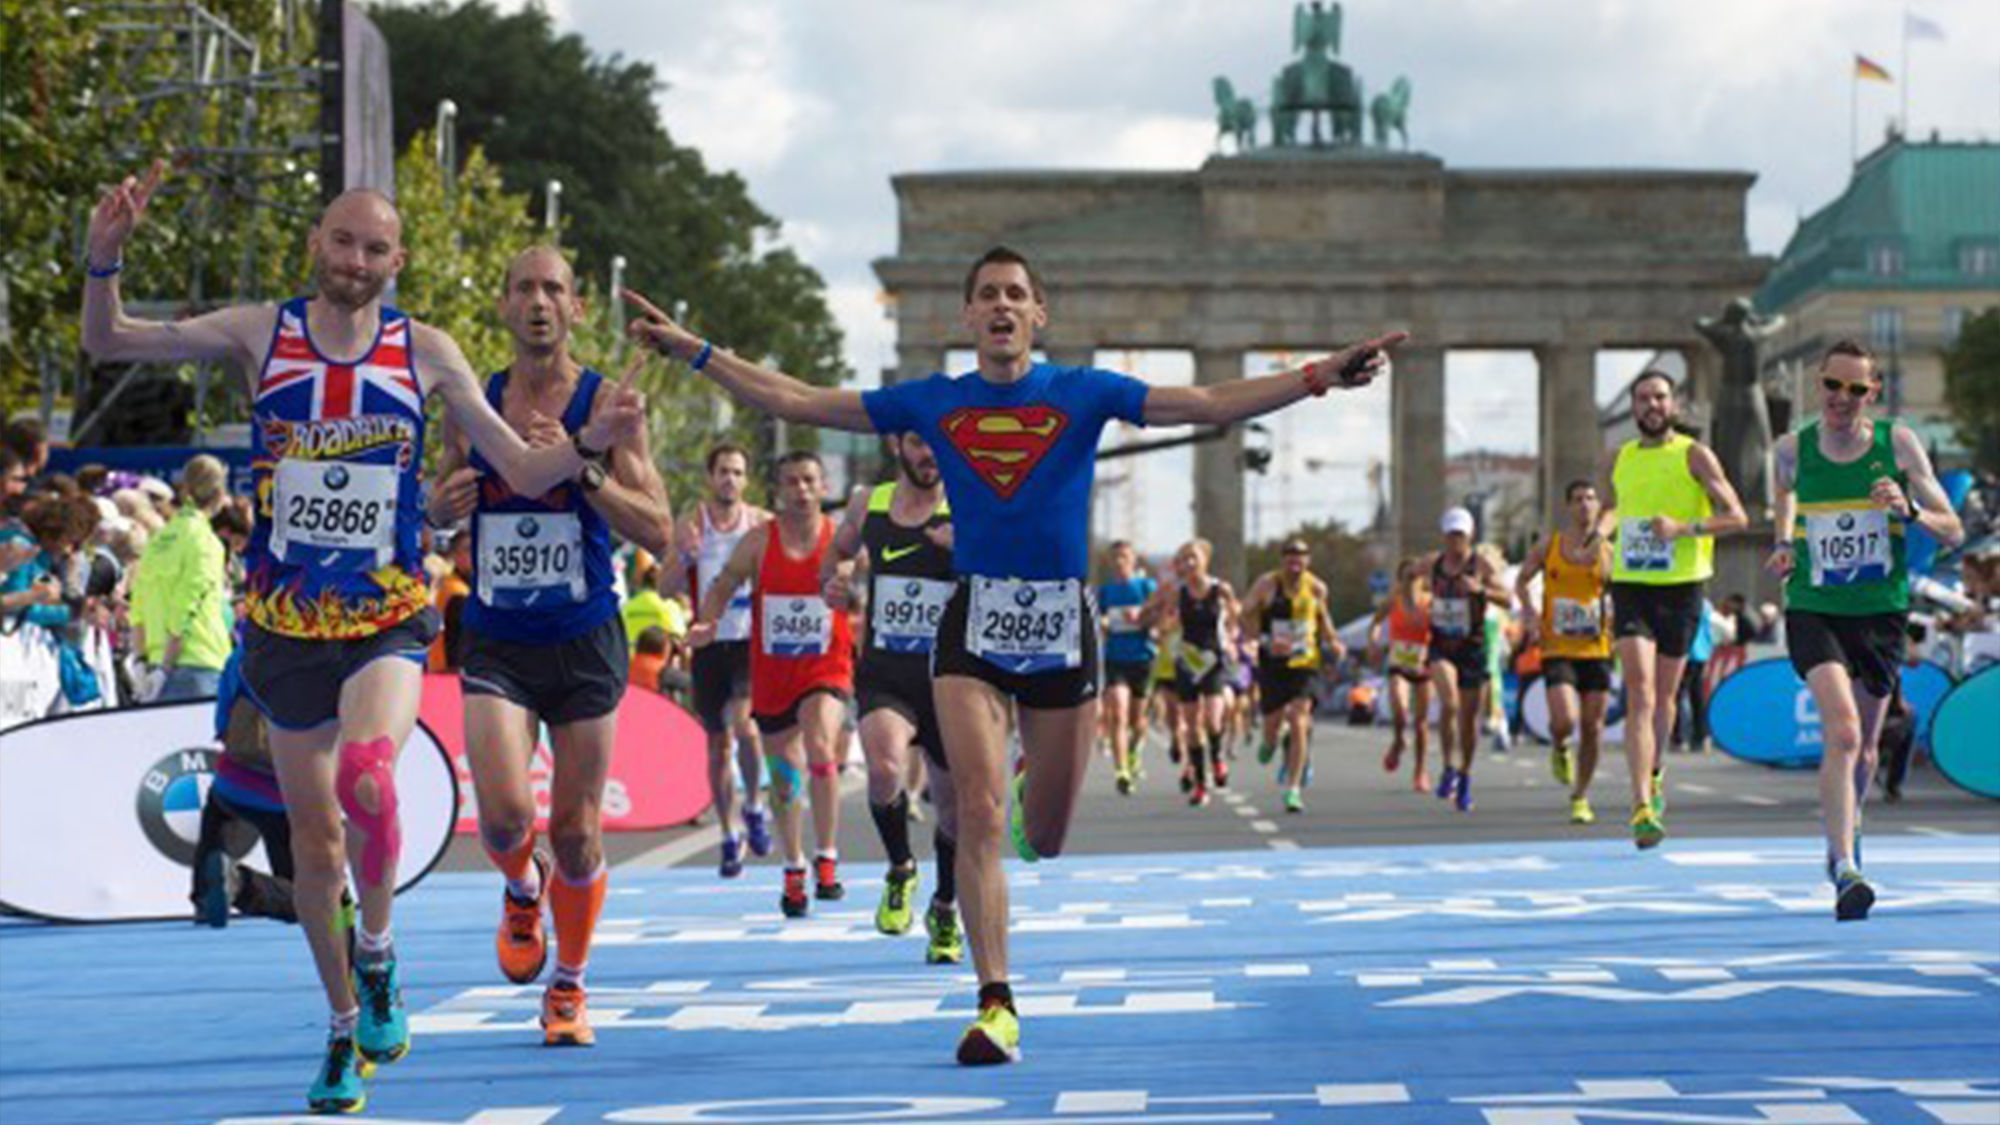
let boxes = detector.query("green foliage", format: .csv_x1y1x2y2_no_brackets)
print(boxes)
1244,519,1379,623
366,0,849,394
1943,307,2000,474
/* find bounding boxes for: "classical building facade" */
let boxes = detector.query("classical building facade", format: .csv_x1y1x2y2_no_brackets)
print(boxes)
1756,137,2000,444
874,152,1768,583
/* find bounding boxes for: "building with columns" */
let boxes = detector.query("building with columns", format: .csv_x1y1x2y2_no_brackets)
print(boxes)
873,152,1769,585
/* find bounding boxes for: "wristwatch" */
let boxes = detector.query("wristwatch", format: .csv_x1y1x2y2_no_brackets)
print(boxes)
579,461,608,493
572,430,607,462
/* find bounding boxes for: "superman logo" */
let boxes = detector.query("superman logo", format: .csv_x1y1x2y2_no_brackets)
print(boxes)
941,406,1069,500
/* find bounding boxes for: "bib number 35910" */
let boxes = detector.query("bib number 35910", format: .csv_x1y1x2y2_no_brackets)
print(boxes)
477,511,585,609
271,459,397,571
967,577,1083,674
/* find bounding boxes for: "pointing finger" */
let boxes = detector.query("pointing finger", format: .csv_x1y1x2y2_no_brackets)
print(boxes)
621,287,672,324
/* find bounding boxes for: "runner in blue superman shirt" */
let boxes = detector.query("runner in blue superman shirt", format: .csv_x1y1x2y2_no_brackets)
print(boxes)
623,246,1405,1068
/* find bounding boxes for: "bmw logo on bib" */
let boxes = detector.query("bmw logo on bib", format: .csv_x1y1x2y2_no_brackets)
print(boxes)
905,581,922,597
1837,512,1855,531
323,464,350,491
517,516,540,539
1016,586,1037,607
791,598,806,612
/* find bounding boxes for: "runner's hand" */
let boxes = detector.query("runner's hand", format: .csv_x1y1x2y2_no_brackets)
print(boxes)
822,571,853,611
1649,515,1686,541
580,355,646,451
924,523,953,552
86,159,166,269
675,519,702,560
1310,331,1408,391
622,288,703,363
1764,542,1795,578
1870,476,1911,519
432,467,480,524
687,621,717,650
522,412,567,450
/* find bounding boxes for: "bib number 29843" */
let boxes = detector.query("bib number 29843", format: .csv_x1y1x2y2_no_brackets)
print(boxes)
968,577,1082,674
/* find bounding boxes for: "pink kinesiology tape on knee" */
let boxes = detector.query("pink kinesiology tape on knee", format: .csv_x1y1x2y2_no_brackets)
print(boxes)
336,737,402,889
806,760,840,779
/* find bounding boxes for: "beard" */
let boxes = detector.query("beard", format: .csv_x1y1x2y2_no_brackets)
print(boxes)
896,450,940,490
316,260,387,311
1636,410,1673,438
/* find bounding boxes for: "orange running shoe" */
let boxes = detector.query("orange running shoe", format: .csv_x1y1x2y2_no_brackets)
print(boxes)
497,851,551,985
781,867,810,918
541,981,595,1047
814,855,845,901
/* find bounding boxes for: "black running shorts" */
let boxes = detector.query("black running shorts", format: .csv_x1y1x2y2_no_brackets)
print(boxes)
1785,610,1906,700
241,609,439,731
1542,657,1613,694
858,654,947,770
1257,662,1317,714
1611,581,1704,659
932,580,1099,711
690,640,752,735
461,613,628,726
1102,659,1153,699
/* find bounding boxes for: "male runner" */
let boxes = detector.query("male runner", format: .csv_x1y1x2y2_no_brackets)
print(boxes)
1516,480,1615,825
1168,539,1239,807
1098,541,1166,795
1768,340,1960,919
691,451,855,918
428,245,672,1047
625,245,1401,1064
82,163,642,1112
1240,537,1343,814
1368,557,1432,791
1598,372,1746,848
663,445,773,877
821,432,965,960
1424,508,1511,813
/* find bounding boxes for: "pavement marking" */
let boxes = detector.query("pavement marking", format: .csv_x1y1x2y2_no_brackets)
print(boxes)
1268,838,1301,851
1250,820,1280,834
1736,793,1782,807
1679,783,1717,795
1911,826,1962,837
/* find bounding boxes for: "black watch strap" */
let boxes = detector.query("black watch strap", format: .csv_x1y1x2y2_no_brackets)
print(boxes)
571,430,606,462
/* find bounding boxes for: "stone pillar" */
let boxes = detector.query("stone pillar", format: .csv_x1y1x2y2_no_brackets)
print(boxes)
891,343,944,386
1536,338,1599,518
1193,348,1247,587
1389,345,1445,563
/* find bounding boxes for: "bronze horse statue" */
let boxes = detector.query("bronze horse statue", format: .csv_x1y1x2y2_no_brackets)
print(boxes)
1269,0,1363,147
1212,76,1257,153
1370,76,1411,149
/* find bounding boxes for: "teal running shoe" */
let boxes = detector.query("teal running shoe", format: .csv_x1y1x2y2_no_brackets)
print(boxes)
354,958,410,1064
307,1034,368,1114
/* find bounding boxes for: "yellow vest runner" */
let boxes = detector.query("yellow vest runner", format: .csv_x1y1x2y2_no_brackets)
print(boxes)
1611,433,1714,585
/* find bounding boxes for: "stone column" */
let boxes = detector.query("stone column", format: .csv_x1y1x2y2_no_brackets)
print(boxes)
891,343,945,386
1193,348,1247,587
1536,338,1599,518
1389,345,1445,563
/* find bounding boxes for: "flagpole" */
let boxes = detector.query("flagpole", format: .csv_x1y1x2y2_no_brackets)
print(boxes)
1901,5,1911,135
1851,64,1859,164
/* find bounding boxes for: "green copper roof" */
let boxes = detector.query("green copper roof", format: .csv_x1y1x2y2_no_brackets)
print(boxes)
1757,139,2000,312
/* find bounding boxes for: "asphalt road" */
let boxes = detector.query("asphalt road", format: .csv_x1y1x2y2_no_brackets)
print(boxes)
439,715,1999,879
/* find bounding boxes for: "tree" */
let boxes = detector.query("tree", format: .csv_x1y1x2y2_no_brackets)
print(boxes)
366,0,848,403
1943,307,2000,475
1244,519,1379,625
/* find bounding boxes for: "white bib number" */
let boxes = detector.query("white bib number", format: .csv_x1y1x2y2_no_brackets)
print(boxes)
1177,640,1220,678
871,576,953,653
1806,508,1892,587
1551,596,1602,639
967,577,1082,674
1106,605,1146,634
1620,517,1675,572
1431,597,1471,637
477,512,585,609
271,459,397,571
1266,618,1303,659
762,596,832,657
1389,639,1427,674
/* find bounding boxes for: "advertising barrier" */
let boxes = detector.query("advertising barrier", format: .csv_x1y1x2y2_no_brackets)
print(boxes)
1929,665,2000,800
1709,657,1955,769
0,700,457,922
1518,675,1629,745
416,674,710,834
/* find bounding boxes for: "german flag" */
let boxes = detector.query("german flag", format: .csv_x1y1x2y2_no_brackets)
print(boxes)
1854,54,1892,83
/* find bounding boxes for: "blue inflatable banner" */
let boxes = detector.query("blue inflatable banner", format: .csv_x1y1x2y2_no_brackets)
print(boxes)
1930,665,2000,800
1710,657,1955,768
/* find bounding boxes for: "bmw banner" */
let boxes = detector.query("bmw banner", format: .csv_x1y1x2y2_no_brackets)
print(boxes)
0,700,457,922
1709,657,1956,769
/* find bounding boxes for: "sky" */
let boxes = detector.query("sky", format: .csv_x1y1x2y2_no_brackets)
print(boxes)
466,0,1999,548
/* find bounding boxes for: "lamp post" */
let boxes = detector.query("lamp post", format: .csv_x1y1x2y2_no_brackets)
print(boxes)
544,179,563,239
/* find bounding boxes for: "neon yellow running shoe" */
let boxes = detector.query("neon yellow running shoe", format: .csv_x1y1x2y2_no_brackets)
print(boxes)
924,903,963,964
1009,772,1039,863
1569,796,1595,825
1631,806,1665,850
956,1002,1021,1065
1649,769,1666,816
1550,741,1572,786
875,865,919,935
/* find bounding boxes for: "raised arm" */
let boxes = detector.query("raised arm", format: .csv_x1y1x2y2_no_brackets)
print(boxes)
581,358,675,557
1889,424,1965,548
81,163,272,370
1143,333,1406,426
417,323,640,500
1594,445,1621,542
624,289,873,432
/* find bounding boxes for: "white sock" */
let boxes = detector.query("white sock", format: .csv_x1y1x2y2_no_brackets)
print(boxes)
329,1007,360,1037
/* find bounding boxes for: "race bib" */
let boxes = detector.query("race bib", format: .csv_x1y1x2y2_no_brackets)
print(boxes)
1806,508,1892,587
1431,597,1471,637
476,512,584,609
1106,605,1146,634
871,575,953,653
1177,641,1220,678
271,459,397,571
1620,517,1675,572
762,595,832,657
967,577,1083,674
1266,618,1302,659
1389,639,1427,673
1551,596,1602,639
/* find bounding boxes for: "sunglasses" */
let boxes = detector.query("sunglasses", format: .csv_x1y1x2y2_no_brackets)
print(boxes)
1822,376,1874,400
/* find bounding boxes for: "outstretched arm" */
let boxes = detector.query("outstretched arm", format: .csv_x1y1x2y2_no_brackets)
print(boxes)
1143,333,1406,426
624,289,873,432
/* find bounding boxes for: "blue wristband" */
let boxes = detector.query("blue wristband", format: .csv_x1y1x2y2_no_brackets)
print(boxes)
86,258,123,279
691,340,714,371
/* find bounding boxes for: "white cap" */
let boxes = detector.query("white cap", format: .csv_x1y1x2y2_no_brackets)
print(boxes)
137,476,174,501
1440,507,1475,537
93,496,132,535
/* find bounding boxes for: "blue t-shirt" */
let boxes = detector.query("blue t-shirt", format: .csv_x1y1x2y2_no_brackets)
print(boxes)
862,364,1149,580
1100,575,1158,665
